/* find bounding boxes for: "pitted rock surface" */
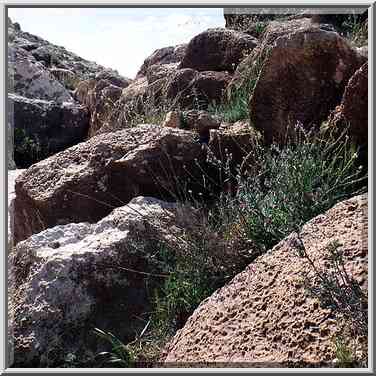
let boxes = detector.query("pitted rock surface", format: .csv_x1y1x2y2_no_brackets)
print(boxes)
163,194,367,366
13,125,211,244
249,27,366,144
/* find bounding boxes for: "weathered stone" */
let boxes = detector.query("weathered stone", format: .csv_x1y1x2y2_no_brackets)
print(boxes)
249,27,366,143
162,111,181,129
165,69,231,110
9,94,89,168
94,69,132,88
331,62,368,146
137,44,187,77
8,45,73,103
74,79,123,137
8,18,108,89
163,194,368,365
180,28,258,73
208,120,261,175
13,125,212,244
9,197,197,366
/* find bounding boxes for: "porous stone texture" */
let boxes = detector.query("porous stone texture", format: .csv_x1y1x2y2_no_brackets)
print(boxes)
249,27,366,144
180,28,258,73
9,94,90,168
9,197,197,366
13,125,212,244
163,194,368,366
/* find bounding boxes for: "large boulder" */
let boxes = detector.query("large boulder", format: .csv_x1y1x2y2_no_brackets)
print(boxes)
9,94,89,168
8,45,73,103
9,197,197,366
163,194,368,365
13,125,212,244
249,27,366,144
331,62,368,146
180,28,258,73
136,44,187,78
165,69,231,110
74,78,123,137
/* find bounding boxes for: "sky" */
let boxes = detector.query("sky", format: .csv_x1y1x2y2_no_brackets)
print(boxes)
8,8,225,79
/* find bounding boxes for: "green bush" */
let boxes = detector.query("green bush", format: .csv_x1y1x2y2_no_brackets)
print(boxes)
210,127,366,253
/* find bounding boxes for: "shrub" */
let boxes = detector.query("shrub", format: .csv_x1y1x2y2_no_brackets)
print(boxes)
209,127,367,254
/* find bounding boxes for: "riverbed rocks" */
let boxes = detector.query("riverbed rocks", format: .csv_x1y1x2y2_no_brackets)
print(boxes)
13,125,212,244
163,194,368,365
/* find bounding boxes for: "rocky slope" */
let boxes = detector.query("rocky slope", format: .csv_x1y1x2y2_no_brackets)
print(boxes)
8,10,368,368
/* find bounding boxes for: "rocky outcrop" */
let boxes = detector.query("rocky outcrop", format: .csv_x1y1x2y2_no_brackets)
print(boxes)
8,45,73,103
13,125,212,244
9,94,89,168
9,197,198,366
180,28,258,73
331,62,368,146
249,27,366,144
163,194,368,366
137,44,187,78
8,17,107,88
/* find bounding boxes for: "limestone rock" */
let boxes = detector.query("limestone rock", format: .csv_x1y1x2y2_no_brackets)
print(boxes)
9,197,197,366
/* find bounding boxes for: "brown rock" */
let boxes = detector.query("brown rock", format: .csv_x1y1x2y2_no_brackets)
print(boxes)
13,125,212,244
162,111,181,129
180,28,258,73
165,69,231,110
249,27,366,144
74,78,123,137
163,194,368,365
208,120,261,175
333,62,368,146
137,44,187,78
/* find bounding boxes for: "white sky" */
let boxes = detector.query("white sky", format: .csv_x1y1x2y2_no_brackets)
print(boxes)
8,8,225,79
